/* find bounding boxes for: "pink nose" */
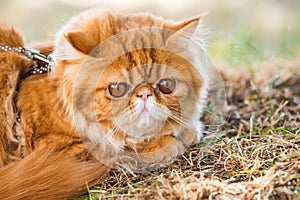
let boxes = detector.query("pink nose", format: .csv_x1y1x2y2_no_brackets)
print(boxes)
136,90,152,101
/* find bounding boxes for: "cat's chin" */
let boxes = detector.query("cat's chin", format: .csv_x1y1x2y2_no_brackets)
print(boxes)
115,117,165,140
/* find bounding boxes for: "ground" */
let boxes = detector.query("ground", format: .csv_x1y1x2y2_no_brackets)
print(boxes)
76,58,300,200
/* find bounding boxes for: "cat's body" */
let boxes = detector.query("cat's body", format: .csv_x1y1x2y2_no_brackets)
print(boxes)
0,9,208,199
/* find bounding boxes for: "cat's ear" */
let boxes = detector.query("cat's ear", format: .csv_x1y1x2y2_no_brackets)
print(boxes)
166,13,209,51
169,13,207,36
65,31,98,55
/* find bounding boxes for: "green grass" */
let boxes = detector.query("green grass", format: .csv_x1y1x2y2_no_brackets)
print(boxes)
210,27,300,68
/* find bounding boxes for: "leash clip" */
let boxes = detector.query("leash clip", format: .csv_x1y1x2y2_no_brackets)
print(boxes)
24,48,55,67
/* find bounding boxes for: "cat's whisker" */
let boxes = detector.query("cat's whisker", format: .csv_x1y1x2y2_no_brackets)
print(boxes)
100,124,125,152
155,106,192,129
114,108,130,121
165,119,178,132
160,103,180,108
169,114,193,129
85,140,101,157
168,118,190,130
168,109,199,124
167,106,194,114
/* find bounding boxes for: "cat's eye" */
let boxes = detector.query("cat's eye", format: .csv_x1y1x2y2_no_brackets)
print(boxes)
157,78,177,94
107,82,129,98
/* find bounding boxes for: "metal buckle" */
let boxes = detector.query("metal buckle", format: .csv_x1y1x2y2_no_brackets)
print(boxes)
24,48,55,66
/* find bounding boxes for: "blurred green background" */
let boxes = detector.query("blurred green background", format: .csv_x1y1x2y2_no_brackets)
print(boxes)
1,0,299,66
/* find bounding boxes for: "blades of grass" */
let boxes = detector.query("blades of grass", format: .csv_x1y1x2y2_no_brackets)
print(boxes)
85,182,93,200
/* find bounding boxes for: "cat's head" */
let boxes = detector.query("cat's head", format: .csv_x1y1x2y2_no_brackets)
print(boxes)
53,8,209,154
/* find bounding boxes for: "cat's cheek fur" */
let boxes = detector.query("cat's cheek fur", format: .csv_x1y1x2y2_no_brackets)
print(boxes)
185,85,208,143
71,109,125,154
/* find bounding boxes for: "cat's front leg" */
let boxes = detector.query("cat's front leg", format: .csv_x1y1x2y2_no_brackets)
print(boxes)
138,129,198,165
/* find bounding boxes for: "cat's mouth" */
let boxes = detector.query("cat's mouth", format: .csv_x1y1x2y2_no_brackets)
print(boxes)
134,100,152,119
136,102,149,115
113,98,171,139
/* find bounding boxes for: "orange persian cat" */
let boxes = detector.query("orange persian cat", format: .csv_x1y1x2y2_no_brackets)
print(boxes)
0,8,208,199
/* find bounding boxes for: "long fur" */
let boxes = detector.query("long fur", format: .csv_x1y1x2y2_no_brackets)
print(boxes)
0,22,27,166
0,9,209,199
0,22,110,200
0,149,109,200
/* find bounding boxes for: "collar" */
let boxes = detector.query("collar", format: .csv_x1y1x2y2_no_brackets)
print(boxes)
0,45,55,78
24,61,51,77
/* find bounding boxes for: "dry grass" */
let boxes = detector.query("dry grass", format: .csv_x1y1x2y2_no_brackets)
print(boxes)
76,59,300,200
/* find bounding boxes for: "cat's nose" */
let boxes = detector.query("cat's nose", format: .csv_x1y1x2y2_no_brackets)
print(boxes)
136,89,152,101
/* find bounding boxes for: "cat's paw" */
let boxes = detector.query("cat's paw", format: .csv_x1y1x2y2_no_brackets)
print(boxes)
140,138,185,164
137,129,198,165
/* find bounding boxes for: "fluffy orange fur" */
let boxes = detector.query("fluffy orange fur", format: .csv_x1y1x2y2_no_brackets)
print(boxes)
0,8,208,199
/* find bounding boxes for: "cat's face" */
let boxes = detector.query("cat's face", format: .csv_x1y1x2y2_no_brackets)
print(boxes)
53,9,208,153
94,49,200,143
